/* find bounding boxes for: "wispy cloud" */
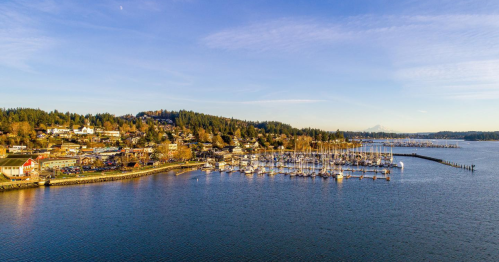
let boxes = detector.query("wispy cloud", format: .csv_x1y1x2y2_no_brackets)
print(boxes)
204,14,499,100
418,110,427,113
240,99,324,105
0,2,56,71
204,18,348,53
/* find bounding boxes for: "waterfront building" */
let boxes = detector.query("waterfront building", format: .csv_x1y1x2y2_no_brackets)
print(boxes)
0,158,36,178
40,158,77,170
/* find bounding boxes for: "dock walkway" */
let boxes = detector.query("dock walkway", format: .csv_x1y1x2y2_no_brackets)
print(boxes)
393,153,474,171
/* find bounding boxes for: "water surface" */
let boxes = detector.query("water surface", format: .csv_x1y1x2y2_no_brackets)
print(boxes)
1,141,498,261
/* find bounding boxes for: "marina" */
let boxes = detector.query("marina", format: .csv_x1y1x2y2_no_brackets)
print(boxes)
199,147,401,181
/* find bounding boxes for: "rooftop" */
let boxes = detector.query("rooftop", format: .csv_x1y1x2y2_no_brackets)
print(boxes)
0,158,28,167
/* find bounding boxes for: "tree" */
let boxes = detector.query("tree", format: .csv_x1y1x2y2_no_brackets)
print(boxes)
10,122,33,136
234,128,241,138
175,145,192,161
94,159,104,168
212,135,224,148
197,128,209,142
155,140,171,162
103,121,114,131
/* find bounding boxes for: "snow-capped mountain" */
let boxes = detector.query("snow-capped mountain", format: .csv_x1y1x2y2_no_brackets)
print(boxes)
364,125,398,133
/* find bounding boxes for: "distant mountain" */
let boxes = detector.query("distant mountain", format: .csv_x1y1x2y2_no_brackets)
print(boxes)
364,125,399,133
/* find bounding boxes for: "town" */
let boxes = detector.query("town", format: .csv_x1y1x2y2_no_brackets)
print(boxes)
0,108,354,182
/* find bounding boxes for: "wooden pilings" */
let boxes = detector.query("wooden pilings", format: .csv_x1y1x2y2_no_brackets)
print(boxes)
0,181,39,192
394,153,475,172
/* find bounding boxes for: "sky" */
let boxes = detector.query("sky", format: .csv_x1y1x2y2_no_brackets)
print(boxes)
1,0,499,132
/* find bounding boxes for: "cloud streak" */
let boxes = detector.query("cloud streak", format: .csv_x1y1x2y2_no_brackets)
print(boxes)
0,3,56,71
204,14,499,100
240,99,324,105
204,18,348,53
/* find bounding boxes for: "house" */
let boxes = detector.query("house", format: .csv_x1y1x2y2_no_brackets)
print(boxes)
0,158,36,178
47,126,70,134
201,143,213,151
97,130,120,137
223,146,243,154
146,160,160,167
61,143,81,152
58,133,72,139
8,145,27,153
91,136,101,143
78,137,90,144
33,149,51,158
79,156,95,165
126,137,140,144
214,151,232,161
73,125,95,135
103,136,120,143
243,142,259,149
81,148,95,154
40,158,77,170
94,147,119,154
168,143,178,151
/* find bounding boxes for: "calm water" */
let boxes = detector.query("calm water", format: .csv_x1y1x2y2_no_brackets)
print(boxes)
1,141,498,261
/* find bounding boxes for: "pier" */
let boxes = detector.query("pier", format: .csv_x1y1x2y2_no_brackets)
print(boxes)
393,153,474,171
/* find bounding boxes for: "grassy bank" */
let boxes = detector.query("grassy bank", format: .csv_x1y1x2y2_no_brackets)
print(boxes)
0,174,10,183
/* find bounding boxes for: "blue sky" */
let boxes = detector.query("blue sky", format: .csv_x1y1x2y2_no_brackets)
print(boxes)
2,0,499,132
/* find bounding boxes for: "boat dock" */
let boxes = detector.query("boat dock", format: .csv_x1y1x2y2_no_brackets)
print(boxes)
393,153,474,171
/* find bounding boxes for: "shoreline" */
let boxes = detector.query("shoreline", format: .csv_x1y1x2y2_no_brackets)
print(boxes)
0,162,203,192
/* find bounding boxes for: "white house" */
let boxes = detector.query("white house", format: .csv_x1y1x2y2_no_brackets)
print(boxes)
47,126,71,134
73,126,95,135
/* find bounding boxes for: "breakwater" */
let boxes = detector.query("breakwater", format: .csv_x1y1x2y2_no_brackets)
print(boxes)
0,163,203,192
0,180,39,191
394,153,474,171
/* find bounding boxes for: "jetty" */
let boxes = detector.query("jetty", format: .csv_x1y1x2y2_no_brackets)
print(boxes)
0,162,203,192
393,153,474,171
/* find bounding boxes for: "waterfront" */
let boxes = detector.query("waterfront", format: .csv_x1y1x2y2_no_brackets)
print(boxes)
1,140,498,261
